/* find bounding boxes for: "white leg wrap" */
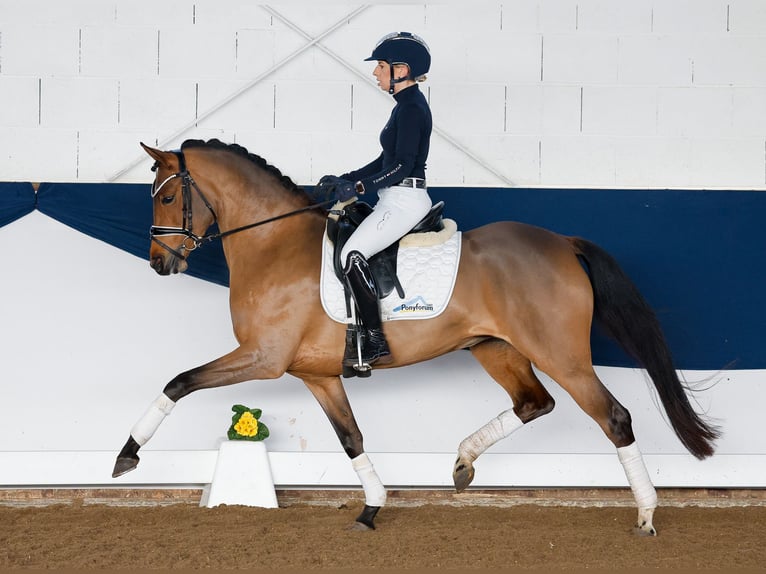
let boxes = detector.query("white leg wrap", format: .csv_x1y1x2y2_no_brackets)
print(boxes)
130,393,176,446
351,453,387,507
618,442,658,510
458,409,524,462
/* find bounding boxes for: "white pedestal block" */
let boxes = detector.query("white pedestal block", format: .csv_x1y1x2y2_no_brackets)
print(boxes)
200,440,278,508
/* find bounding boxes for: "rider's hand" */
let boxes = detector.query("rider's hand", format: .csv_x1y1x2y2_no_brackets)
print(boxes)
314,175,356,202
333,179,356,201
313,174,338,200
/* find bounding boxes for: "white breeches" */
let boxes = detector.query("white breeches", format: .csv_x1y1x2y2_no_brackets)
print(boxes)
340,184,432,262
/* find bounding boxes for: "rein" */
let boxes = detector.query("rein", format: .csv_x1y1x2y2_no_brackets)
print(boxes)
150,150,334,259
201,200,336,245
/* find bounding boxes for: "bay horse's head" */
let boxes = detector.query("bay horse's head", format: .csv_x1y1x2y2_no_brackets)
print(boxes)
141,142,218,275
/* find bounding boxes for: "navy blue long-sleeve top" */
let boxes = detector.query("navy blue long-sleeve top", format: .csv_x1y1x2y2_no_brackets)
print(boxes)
341,84,432,194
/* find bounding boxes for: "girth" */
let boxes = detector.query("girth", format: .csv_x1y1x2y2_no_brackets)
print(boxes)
326,200,446,299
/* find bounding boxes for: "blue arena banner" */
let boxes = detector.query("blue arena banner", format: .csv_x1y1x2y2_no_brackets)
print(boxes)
430,187,765,372
35,182,229,286
0,183,36,227
1,182,763,370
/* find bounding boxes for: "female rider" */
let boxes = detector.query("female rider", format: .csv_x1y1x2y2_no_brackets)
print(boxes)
317,31,434,372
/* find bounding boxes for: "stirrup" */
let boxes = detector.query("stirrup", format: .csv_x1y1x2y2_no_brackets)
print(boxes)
342,323,373,378
342,327,391,376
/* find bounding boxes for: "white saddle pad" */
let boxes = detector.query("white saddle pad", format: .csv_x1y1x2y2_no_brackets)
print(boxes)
320,220,462,323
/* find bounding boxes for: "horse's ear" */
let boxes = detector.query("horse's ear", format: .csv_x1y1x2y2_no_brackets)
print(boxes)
140,142,176,170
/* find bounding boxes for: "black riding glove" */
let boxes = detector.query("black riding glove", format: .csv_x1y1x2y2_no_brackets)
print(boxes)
314,175,356,202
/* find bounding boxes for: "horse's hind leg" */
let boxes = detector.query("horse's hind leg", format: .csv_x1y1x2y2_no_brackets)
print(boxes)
547,365,658,535
454,339,555,492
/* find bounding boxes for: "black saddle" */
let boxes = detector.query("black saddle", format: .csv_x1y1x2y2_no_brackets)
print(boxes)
326,200,446,300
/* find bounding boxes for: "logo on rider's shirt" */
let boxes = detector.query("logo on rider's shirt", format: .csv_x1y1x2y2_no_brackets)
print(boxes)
392,296,434,313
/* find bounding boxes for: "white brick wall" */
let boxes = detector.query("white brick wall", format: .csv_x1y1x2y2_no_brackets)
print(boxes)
40,78,119,128
80,26,160,79
582,86,658,136
0,0,115,26
658,87,734,137
543,35,620,84
468,32,542,84
617,36,693,85
507,85,582,135
542,136,618,187
159,26,237,79
692,36,766,85
651,0,729,35
429,84,507,135
0,0,763,188
196,79,275,132
118,78,197,130
0,128,79,181
728,0,766,33
1,26,80,76
575,0,654,33
614,137,693,188
0,77,38,126
733,88,766,135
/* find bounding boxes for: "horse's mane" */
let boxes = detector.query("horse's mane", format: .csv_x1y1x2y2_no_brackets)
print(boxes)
181,138,305,198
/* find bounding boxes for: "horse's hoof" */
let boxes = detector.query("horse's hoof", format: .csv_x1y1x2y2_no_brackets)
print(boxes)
112,456,139,478
634,508,657,536
354,504,379,530
453,459,475,493
349,521,373,532
634,522,657,537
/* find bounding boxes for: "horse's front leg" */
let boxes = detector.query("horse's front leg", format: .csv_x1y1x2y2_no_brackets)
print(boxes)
113,347,281,478
302,375,386,530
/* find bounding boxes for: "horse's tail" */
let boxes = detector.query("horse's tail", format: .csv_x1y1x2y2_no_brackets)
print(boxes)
570,237,719,459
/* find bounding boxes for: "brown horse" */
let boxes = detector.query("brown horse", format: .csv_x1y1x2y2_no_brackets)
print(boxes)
113,139,719,535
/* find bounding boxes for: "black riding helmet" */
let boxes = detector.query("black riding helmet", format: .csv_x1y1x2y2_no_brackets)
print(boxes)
365,32,431,94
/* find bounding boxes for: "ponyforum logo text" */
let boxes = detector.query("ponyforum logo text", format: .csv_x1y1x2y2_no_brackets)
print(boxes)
393,296,434,314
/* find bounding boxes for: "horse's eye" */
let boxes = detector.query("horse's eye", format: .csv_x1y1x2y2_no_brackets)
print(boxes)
161,195,175,206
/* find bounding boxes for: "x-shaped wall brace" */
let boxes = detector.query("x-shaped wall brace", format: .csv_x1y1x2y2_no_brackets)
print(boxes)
110,5,513,186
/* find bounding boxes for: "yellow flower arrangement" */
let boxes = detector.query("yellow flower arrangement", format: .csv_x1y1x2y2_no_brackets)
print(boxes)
228,405,269,441
234,412,259,437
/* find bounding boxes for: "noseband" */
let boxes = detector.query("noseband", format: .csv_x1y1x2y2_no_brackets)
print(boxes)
150,150,334,261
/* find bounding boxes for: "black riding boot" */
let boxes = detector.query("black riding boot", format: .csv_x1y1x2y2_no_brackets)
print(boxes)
343,251,392,369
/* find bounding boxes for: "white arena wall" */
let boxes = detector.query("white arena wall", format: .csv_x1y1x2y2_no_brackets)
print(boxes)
0,1,764,491
0,0,764,187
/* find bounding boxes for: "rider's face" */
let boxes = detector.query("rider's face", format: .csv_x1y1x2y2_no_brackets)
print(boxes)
373,61,391,91
373,61,409,92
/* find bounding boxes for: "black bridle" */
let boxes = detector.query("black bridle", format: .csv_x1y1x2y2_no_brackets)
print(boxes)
150,150,334,261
